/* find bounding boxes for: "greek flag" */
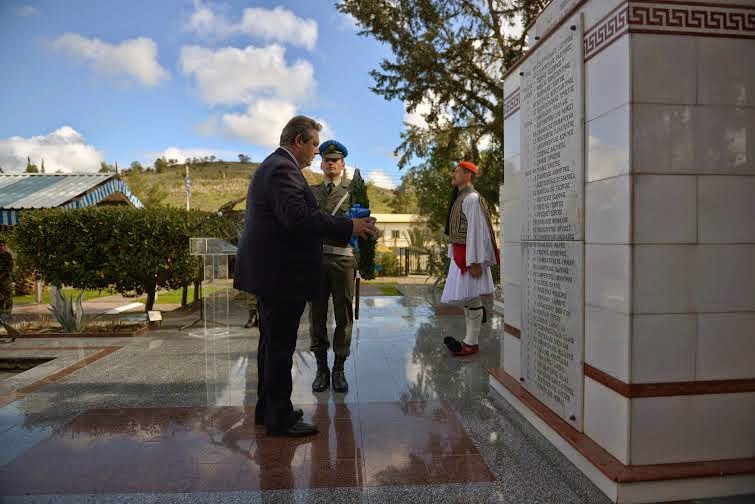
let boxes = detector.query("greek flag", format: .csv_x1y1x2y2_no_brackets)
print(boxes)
185,176,191,198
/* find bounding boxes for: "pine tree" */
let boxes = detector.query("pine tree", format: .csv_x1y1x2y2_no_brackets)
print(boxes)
350,168,376,279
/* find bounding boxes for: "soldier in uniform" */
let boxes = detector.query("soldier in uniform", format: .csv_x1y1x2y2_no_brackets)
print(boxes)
0,239,14,318
309,140,355,393
244,293,259,328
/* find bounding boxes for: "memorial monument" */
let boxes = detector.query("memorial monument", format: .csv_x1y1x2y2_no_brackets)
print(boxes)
492,1,755,502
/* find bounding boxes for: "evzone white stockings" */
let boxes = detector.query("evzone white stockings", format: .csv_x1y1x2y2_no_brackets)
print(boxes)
463,296,485,346
443,296,486,356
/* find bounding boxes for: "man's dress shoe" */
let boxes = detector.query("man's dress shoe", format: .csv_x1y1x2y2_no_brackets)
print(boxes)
267,420,319,437
255,408,303,426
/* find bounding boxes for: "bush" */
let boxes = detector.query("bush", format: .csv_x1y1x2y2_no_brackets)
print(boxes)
376,250,399,276
13,206,240,310
0,229,35,295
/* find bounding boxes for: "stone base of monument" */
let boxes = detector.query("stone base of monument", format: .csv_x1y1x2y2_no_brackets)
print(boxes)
488,367,755,503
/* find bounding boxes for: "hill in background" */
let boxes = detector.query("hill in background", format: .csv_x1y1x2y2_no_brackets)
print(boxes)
122,162,398,213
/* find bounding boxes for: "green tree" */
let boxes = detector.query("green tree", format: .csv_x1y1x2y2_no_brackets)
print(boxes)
25,156,39,173
337,0,545,225
99,161,114,173
154,157,169,174
129,161,144,173
125,171,168,208
404,225,431,249
389,177,418,213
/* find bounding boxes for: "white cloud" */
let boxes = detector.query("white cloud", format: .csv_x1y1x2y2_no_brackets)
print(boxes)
15,5,40,16
335,12,359,32
52,33,169,87
180,44,314,106
477,133,492,151
220,100,333,149
221,99,297,148
404,93,452,130
365,169,396,189
0,126,104,173
185,1,318,50
403,99,431,129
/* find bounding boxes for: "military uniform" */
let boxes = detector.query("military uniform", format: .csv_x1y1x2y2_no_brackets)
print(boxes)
244,293,258,328
309,140,355,393
0,246,14,318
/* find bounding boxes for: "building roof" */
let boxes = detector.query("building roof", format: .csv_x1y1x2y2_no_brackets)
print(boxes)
0,174,143,226
370,213,418,223
0,174,142,209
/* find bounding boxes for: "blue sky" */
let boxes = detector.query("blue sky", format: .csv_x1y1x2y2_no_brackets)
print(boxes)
0,0,414,188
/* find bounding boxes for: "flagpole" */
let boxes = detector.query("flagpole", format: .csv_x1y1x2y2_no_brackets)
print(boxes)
185,164,190,211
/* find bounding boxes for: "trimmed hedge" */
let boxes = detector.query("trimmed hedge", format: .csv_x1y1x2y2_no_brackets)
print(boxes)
13,206,240,310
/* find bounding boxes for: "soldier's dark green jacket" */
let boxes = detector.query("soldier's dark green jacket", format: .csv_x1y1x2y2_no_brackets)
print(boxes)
308,178,355,358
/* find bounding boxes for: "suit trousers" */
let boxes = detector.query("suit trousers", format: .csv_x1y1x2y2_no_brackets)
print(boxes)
255,295,306,432
309,253,355,358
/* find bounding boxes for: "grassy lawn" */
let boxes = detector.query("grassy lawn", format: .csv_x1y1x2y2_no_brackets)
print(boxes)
13,288,112,305
136,286,225,304
378,283,402,296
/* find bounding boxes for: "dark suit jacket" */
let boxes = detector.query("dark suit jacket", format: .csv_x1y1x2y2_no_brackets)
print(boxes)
233,148,352,300
310,178,351,248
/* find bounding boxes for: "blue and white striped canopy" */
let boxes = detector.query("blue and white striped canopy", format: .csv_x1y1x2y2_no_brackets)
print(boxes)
0,174,143,227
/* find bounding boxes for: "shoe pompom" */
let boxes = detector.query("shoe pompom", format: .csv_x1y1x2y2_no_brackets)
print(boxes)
444,336,462,353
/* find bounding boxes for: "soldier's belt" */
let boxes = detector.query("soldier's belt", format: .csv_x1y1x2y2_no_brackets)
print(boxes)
322,244,353,256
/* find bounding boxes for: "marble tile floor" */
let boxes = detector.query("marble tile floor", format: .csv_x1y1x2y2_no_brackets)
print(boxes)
0,294,752,503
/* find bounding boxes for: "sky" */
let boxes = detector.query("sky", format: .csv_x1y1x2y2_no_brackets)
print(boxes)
0,0,419,188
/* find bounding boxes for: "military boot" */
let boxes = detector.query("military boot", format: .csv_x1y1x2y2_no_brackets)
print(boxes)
332,356,349,393
243,309,258,328
312,352,330,392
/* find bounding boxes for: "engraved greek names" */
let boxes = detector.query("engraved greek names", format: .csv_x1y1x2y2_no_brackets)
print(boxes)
522,241,582,418
519,16,585,430
520,17,583,242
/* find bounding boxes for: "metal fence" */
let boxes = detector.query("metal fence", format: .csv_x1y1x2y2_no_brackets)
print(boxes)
397,247,431,276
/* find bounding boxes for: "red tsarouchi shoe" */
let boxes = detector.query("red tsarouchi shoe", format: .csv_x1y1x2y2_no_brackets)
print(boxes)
443,337,479,356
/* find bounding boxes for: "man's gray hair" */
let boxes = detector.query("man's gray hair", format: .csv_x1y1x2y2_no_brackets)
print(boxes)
279,116,322,146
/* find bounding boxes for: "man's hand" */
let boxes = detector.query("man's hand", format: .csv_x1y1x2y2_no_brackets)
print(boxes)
469,263,482,278
352,217,378,239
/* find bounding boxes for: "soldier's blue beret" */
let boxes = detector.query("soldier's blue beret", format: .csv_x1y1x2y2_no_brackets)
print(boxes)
319,140,348,159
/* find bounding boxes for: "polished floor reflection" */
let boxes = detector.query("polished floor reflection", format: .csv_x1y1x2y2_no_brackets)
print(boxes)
0,293,751,502
0,401,492,494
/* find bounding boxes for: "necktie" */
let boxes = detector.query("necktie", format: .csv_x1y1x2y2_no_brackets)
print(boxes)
327,182,334,194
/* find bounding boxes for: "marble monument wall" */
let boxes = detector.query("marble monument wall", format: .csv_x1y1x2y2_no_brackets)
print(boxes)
497,0,755,501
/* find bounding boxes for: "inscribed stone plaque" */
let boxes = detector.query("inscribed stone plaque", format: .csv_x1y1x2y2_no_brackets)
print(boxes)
528,0,580,42
519,15,585,430
521,241,583,428
520,16,583,242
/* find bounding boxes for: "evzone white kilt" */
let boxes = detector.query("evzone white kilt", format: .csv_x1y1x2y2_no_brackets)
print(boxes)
440,190,498,306
440,254,495,305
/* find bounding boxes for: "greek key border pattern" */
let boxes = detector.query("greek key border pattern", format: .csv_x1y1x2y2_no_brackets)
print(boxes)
584,2,755,61
503,89,520,120
584,4,630,61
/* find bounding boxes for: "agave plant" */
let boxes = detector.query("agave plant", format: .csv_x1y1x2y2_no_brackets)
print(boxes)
48,287,85,333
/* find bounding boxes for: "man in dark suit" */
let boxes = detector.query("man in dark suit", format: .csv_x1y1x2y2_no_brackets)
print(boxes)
234,116,376,437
